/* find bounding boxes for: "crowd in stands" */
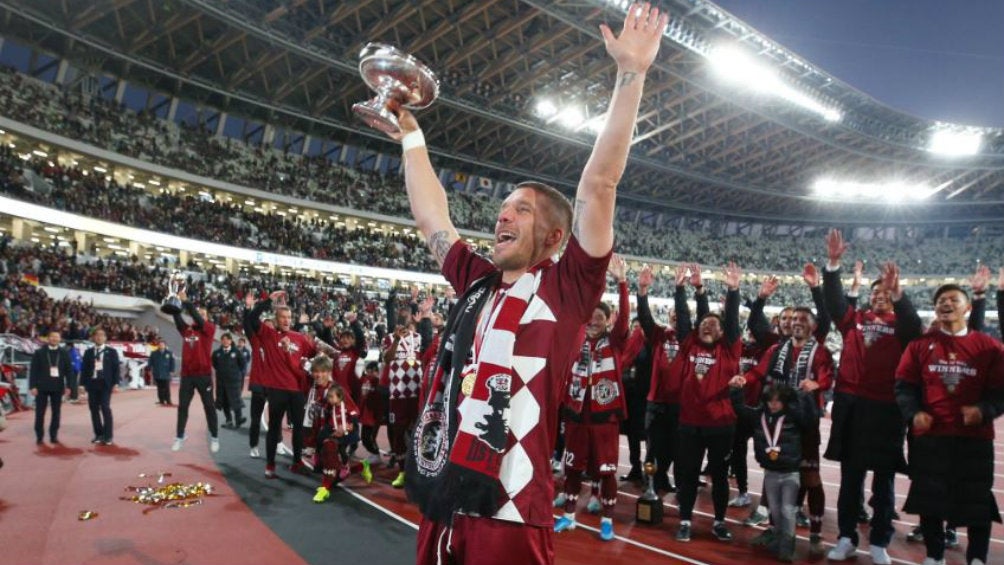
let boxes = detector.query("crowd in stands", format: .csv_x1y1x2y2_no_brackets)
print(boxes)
1,66,1002,279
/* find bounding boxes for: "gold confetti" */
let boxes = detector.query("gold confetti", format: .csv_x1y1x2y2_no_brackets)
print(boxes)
78,510,98,521
120,482,215,513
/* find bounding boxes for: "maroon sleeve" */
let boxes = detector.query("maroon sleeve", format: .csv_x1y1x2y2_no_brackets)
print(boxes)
744,345,775,388
814,347,835,391
441,241,496,294
836,306,858,336
552,236,612,324
202,320,216,339
610,281,630,351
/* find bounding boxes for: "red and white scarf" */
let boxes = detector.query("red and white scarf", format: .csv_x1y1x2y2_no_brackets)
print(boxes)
564,335,626,420
407,262,548,524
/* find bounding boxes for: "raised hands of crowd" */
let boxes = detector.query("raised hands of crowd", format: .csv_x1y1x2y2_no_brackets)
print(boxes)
802,263,821,288
688,263,703,288
269,290,288,306
758,274,780,299
674,263,687,287
608,253,627,283
825,228,848,265
723,261,741,291
850,260,864,295
969,264,990,294
638,263,654,296
879,262,903,301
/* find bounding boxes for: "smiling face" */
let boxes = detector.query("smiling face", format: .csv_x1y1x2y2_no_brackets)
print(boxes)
934,288,970,328
492,186,569,278
790,310,815,342
698,315,723,345
586,307,609,340
777,308,794,336
870,286,893,314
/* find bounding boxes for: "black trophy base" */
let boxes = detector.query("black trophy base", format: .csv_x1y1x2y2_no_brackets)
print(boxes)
636,496,664,524
160,302,182,316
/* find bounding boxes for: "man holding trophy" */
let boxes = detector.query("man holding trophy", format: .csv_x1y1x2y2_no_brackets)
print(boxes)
355,4,668,563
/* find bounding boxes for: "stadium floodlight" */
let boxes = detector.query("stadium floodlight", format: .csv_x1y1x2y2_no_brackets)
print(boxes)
812,177,940,203
580,113,607,134
928,128,982,157
554,106,584,129
709,44,842,123
535,98,558,119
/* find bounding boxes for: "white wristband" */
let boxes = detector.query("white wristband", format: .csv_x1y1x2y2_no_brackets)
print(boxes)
401,130,426,152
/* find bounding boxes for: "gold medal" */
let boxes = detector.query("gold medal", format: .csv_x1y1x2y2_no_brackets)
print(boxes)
947,384,957,395
768,450,779,461
406,356,417,365
461,371,477,397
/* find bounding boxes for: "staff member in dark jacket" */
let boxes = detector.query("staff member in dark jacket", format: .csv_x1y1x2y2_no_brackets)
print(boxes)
29,330,73,444
81,328,120,445
213,333,247,428
149,338,175,405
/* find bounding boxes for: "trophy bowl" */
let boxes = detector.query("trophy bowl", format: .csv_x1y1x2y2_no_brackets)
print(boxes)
160,273,185,316
352,43,439,135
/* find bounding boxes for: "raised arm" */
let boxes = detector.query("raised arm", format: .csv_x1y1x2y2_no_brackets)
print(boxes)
968,265,989,332
823,229,851,325
242,292,271,337
391,111,460,267
572,5,668,257
748,275,778,344
690,263,710,322
882,262,922,346
723,261,742,344
609,255,630,348
635,264,661,339
803,263,831,339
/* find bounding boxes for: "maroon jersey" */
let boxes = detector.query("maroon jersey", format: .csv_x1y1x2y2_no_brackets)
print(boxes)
358,373,384,427
334,347,360,400
253,323,317,392
381,332,423,400
180,320,216,377
246,332,267,387
834,309,901,402
896,329,1004,439
647,326,681,404
673,333,741,427
441,236,609,527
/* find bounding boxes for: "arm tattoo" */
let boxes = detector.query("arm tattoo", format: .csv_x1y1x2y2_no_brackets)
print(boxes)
618,71,638,89
428,230,453,265
572,198,585,239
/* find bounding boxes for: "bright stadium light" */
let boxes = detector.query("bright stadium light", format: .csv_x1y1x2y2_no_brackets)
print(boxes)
709,44,842,123
812,177,939,203
928,128,982,157
555,106,584,129
535,98,558,119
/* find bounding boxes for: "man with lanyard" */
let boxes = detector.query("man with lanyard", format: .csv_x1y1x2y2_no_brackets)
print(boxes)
396,6,667,563
823,229,922,564
212,333,247,428
554,255,630,541
149,337,175,406
170,290,219,454
735,306,834,555
81,328,120,445
895,283,1004,565
29,330,73,445
635,263,707,495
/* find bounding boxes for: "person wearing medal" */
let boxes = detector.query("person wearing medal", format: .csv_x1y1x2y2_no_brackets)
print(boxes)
390,5,667,564
822,230,923,565
381,303,426,489
671,261,743,543
736,305,834,555
729,380,818,562
895,283,1004,565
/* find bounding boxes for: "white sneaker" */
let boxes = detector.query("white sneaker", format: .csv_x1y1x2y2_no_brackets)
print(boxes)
921,558,945,565
728,492,751,507
970,560,985,565
210,437,220,454
827,537,857,561
171,437,184,451
277,442,293,456
586,495,602,514
249,447,261,458
553,492,568,507
869,545,890,565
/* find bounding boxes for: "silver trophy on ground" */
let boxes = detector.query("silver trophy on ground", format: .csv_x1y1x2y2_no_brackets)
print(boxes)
160,272,186,315
352,43,439,134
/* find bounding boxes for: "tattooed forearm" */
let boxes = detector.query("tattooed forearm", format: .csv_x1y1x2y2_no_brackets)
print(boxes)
428,230,453,266
618,71,638,89
572,199,585,239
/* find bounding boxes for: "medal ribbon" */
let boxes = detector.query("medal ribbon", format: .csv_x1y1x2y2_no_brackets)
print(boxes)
761,413,785,459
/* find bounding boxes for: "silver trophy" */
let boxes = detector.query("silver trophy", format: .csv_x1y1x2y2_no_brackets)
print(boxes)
160,272,186,316
352,43,439,135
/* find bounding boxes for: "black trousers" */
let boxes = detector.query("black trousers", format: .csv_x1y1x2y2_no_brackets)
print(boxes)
87,386,113,441
34,390,62,441
920,515,990,563
176,376,218,439
837,463,895,546
265,387,306,466
68,372,79,400
730,418,755,494
249,384,267,448
219,377,244,424
677,424,734,521
644,402,679,490
155,379,171,404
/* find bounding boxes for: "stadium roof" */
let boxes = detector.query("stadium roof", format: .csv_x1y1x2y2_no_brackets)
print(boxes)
1,0,1002,224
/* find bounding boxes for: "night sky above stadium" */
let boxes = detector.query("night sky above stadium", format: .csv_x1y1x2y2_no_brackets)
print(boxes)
713,0,1004,127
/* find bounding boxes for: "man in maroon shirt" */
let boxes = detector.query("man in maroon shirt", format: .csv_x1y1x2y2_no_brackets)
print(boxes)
392,6,667,564
822,229,922,564
170,290,219,453
896,284,1003,565
245,290,318,478
672,261,743,543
